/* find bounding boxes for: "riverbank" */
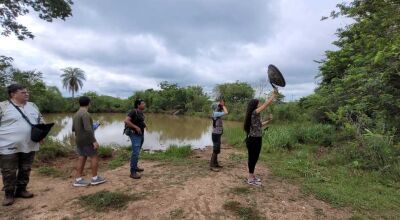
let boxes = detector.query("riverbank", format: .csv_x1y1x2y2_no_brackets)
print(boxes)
0,144,352,220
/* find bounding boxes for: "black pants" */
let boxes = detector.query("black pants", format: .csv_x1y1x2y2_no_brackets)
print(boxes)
0,152,36,193
246,137,262,174
212,133,222,154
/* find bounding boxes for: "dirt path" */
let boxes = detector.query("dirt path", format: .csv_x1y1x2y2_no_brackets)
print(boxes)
1,145,352,220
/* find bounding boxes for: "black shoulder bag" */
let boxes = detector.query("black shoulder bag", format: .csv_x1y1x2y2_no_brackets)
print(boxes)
9,100,54,142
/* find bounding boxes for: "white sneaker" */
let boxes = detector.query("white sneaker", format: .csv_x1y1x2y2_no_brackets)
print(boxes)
73,178,89,187
91,176,106,185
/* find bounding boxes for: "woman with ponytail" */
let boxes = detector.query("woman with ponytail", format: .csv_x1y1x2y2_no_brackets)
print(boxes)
244,90,277,186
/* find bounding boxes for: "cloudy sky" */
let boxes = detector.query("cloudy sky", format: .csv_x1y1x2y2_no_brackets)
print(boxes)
0,0,350,100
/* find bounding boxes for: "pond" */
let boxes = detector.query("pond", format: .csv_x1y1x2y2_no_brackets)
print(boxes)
44,113,241,150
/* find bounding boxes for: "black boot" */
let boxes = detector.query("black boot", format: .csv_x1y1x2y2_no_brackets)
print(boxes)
15,186,34,198
210,153,219,172
2,191,15,206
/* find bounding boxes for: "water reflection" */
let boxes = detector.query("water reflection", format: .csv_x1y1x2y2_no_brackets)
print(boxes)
44,113,240,150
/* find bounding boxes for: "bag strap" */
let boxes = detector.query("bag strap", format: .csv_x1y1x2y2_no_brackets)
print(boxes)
8,100,33,127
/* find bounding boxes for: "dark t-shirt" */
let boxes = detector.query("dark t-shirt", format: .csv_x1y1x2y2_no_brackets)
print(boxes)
127,109,146,135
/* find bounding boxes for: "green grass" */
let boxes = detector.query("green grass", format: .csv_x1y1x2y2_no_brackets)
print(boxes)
141,145,192,163
37,166,63,177
223,201,262,220
229,187,251,195
79,190,141,211
98,146,113,158
36,138,73,162
224,125,400,219
108,146,131,170
228,153,247,162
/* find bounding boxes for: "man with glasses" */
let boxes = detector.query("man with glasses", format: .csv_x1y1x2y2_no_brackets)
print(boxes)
0,84,44,206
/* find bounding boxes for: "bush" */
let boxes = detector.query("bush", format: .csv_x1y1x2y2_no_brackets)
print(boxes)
37,138,72,161
295,123,335,146
355,132,399,172
263,126,298,150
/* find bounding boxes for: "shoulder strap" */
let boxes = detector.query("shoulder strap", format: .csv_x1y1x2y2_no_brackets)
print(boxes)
8,100,33,127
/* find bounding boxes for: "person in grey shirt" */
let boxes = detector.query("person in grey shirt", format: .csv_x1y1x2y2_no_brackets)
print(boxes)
210,99,228,171
72,96,106,187
0,84,43,206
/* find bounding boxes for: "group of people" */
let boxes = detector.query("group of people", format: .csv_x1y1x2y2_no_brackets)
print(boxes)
0,83,277,206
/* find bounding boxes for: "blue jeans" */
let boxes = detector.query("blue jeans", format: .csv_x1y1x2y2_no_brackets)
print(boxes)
129,134,144,174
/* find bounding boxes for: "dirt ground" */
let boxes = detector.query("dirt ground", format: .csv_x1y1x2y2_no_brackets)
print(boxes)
0,145,352,220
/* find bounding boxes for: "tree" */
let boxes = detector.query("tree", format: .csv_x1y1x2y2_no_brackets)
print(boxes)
304,0,400,135
214,81,255,103
0,0,73,40
61,67,86,98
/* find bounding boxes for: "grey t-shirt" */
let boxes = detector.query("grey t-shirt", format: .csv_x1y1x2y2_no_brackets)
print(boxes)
249,110,262,137
72,110,97,148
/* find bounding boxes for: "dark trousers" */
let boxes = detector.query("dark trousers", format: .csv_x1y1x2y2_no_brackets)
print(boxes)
0,152,35,193
212,133,222,154
246,137,262,174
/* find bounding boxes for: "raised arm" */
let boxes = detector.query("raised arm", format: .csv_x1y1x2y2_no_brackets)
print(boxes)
255,91,277,114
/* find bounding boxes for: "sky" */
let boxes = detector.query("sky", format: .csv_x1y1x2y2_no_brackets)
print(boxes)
0,0,350,100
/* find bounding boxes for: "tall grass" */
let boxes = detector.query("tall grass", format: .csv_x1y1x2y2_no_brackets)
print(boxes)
224,123,400,219
36,137,73,162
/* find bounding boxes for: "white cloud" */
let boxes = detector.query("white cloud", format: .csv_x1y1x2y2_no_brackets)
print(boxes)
0,0,350,99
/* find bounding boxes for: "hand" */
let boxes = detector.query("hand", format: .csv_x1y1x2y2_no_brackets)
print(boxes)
135,127,142,135
93,142,100,150
219,100,225,106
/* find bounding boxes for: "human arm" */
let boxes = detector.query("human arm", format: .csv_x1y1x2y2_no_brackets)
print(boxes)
255,91,277,114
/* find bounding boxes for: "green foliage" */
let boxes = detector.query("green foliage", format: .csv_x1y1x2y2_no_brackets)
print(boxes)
36,138,72,162
141,145,192,162
224,123,400,218
340,132,400,179
129,82,210,114
98,146,113,158
61,67,86,98
0,0,73,40
108,146,131,170
82,91,126,113
304,0,400,137
79,190,138,211
214,81,254,103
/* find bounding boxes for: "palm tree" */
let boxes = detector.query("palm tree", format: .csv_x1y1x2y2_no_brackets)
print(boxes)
60,67,86,98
